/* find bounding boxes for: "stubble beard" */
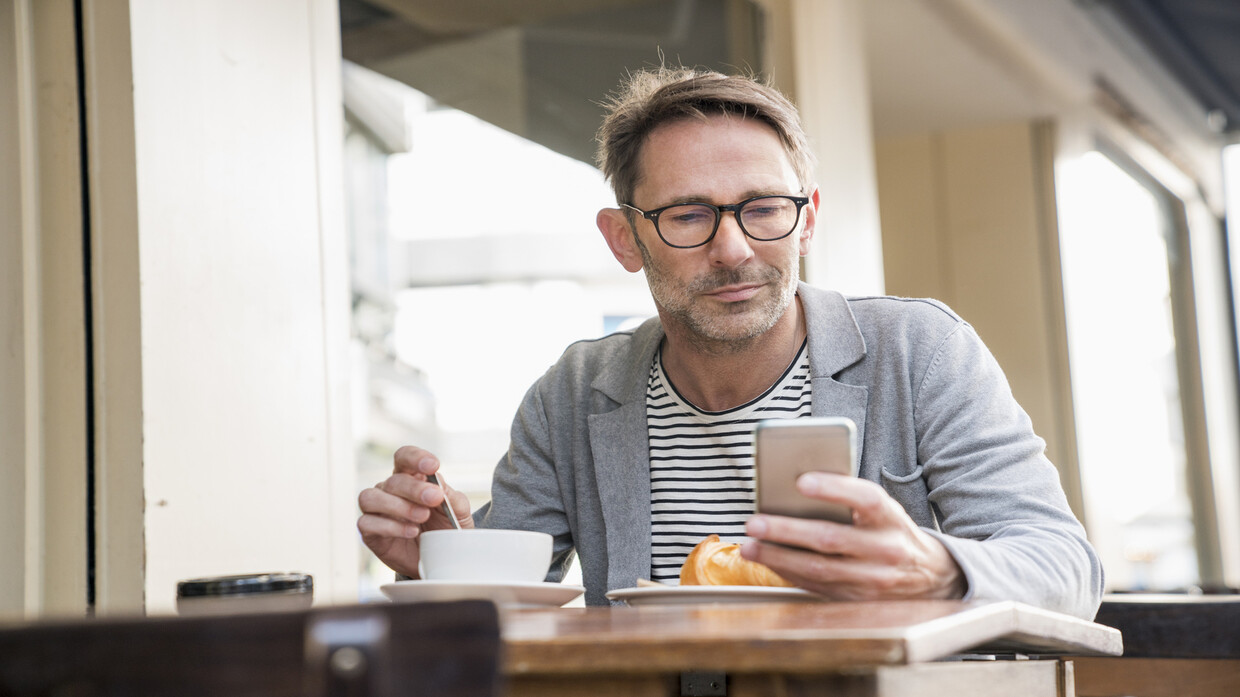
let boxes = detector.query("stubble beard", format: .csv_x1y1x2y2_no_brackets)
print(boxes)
635,235,800,355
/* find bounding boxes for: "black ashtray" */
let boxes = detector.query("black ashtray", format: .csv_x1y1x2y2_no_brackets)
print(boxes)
176,572,313,616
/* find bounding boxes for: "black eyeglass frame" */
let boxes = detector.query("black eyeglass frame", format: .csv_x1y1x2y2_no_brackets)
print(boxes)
621,194,811,249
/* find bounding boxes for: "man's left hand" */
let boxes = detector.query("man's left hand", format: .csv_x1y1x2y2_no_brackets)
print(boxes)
740,472,967,600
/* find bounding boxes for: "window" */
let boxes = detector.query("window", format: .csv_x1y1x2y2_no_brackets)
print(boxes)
1058,150,1202,591
340,0,767,600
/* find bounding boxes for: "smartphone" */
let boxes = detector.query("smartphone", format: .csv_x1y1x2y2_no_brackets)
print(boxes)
754,417,857,525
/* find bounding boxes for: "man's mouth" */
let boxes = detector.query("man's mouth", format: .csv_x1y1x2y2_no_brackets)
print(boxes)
704,283,763,303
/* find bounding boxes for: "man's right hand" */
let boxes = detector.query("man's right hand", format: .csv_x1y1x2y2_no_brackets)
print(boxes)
356,446,475,578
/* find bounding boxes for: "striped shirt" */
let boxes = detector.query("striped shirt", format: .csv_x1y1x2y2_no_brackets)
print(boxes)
647,340,813,584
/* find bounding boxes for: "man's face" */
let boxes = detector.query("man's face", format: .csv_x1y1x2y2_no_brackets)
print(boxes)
628,115,814,350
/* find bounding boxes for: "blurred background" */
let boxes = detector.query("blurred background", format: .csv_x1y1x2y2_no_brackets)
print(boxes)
3,0,1239,618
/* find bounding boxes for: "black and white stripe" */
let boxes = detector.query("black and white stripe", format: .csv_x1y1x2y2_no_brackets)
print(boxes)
647,341,812,584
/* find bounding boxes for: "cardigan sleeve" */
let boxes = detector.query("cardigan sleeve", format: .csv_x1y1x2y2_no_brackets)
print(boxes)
473,379,577,584
913,322,1104,620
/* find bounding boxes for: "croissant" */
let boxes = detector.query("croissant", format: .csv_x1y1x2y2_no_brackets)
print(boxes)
679,534,794,587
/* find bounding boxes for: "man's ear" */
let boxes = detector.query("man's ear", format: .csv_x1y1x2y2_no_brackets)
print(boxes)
798,186,819,256
597,208,645,273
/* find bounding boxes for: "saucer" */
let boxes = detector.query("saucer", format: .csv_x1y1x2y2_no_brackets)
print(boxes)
606,585,821,606
380,580,584,608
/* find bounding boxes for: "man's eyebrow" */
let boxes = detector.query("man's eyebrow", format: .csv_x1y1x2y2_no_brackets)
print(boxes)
653,189,791,207
658,194,713,207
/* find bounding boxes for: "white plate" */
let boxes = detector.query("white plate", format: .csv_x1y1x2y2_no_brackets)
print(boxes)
380,580,584,608
607,585,821,606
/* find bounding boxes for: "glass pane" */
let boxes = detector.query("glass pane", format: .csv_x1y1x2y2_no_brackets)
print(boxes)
1059,151,1197,591
340,0,766,601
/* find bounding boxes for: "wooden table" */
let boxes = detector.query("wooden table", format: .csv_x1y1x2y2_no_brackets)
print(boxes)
500,600,1122,697
0,601,503,697
1074,593,1240,697
0,598,1122,697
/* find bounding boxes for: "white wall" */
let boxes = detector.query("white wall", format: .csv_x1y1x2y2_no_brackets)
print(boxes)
95,0,356,614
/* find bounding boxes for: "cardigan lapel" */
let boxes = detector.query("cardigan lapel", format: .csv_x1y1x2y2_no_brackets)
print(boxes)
810,380,870,472
588,402,652,592
588,319,663,592
800,284,870,468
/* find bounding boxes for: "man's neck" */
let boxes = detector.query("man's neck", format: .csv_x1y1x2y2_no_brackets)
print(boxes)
659,296,806,412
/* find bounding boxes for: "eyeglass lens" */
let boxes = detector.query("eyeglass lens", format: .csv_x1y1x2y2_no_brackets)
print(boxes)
658,196,800,247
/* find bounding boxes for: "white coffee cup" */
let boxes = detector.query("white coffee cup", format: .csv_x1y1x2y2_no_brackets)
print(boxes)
419,528,552,583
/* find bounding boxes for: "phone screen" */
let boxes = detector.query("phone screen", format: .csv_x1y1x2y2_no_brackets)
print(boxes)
754,417,857,524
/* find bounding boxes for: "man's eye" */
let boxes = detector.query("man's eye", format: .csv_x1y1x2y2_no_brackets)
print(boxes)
666,207,713,225
746,206,782,218
744,199,792,218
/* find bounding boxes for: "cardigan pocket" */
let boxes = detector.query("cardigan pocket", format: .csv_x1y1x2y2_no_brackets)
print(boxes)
880,465,924,484
879,465,936,528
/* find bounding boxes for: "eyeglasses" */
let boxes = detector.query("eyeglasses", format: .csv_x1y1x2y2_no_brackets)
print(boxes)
622,195,810,249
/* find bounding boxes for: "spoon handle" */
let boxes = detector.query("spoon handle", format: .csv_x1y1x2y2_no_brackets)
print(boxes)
426,473,462,529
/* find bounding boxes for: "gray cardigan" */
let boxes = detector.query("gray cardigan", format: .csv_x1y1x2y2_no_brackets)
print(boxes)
476,283,1104,619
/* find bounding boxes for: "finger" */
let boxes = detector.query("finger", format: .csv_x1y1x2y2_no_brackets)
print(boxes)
776,546,951,601
796,473,901,528
428,472,472,518
393,446,440,476
745,513,862,557
748,511,924,570
740,539,888,599
357,511,419,541
358,485,433,525
375,472,447,510
794,472,879,507
450,488,472,523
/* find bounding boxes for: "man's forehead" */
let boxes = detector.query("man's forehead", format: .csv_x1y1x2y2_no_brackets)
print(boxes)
631,115,796,202
643,111,776,144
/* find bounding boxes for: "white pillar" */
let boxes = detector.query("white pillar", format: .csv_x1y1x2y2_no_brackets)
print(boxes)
790,0,885,294
84,0,356,614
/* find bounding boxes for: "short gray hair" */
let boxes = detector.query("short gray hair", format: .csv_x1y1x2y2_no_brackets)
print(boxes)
595,66,815,205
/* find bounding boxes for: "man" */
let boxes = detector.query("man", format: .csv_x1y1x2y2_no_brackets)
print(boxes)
357,67,1104,619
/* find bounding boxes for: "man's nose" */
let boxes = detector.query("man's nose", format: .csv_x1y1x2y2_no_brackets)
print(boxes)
707,212,756,266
